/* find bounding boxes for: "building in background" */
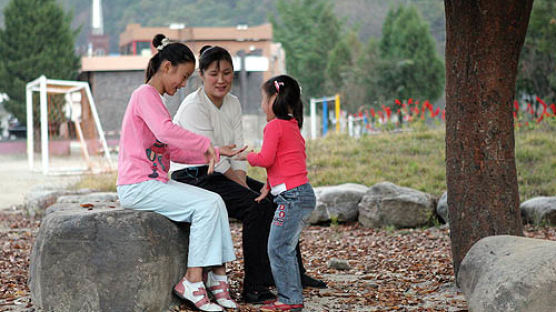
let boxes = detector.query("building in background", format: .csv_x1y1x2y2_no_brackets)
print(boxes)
79,23,286,146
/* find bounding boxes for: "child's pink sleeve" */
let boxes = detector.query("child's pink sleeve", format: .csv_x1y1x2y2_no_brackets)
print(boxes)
169,146,220,164
247,121,280,168
136,90,211,154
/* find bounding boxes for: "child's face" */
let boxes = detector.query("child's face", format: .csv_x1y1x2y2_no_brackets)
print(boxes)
261,89,277,121
163,61,195,96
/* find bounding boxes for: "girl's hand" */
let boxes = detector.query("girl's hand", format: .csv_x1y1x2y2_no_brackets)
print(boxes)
204,144,217,174
220,144,247,157
235,149,252,161
254,182,269,202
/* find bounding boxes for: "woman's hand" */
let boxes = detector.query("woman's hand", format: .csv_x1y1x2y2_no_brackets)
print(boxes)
254,182,269,202
204,144,217,174
220,144,247,157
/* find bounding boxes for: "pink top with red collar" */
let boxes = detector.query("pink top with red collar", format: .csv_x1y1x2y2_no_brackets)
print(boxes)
247,118,308,191
117,84,217,185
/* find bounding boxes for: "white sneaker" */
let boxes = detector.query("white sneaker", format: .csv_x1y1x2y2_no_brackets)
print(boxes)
173,277,223,312
206,271,239,310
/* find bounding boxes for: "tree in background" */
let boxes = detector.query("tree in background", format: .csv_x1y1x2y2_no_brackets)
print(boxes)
377,5,444,104
516,0,556,104
270,0,342,100
0,0,80,124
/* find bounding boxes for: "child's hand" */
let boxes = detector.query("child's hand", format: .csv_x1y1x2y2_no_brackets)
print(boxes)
235,149,252,161
204,144,217,174
220,144,247,157
254,183,269,202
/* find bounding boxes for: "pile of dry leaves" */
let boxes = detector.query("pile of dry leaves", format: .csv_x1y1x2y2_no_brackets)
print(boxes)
1,208,555,311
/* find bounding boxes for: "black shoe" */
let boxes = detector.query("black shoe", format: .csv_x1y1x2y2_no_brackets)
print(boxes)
301,274,327,289
242,288,277,304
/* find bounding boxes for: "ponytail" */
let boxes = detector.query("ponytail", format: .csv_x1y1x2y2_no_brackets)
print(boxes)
262,75,304,128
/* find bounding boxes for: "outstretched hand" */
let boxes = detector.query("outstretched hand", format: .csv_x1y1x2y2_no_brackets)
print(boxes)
235,149,253,161
254,182,269,202
220,144,248,157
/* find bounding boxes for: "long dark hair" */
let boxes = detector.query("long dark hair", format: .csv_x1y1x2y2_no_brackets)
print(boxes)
262,75,304,128
145,34,196,82
198,45,234,74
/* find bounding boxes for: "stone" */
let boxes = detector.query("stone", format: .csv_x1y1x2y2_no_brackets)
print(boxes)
458,235,556,312
56,192,119,204
308,183,368,224
436,191,449,224
29,206,189,312
520,196,556,225
358,182,435,228
327,258,351,270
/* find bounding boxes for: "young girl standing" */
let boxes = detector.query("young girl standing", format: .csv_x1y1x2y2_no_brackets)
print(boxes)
117,34,239,312
237,75,316,311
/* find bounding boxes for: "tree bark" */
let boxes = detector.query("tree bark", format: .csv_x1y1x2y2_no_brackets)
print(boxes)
444,0,533,278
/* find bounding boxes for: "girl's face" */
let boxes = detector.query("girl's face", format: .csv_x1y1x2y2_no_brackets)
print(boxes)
261,89,277,122
200,60,234,103
162,61,195,96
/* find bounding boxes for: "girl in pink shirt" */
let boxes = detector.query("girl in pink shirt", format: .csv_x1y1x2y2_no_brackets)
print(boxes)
117,34,239,312
238,75,316,311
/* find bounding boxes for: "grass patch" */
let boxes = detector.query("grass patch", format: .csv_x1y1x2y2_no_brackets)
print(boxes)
74,125,555,201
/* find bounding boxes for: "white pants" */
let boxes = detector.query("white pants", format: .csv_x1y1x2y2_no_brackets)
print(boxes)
118,179,236,267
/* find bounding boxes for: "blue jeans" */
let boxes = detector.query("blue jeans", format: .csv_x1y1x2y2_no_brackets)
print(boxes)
268,183,316,305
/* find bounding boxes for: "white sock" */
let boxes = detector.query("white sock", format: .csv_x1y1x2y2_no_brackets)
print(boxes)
184,278,204,289
209,271,228,282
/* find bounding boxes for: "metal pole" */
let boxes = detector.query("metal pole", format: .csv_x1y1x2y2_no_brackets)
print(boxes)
322,98,328,136
26,86,33,170
335,94,341,133
39,76,48,174
238,50,248,112
310,98,316,139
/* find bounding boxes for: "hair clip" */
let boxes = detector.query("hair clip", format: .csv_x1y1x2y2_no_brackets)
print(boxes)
156,38,171,51
274,81,285,92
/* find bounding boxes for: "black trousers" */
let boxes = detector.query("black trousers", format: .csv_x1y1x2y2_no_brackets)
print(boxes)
171,168,306,291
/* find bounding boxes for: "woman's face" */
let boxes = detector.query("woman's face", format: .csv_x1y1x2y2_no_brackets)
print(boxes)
200,60,234,103
261,89,277,122
163,61,195,96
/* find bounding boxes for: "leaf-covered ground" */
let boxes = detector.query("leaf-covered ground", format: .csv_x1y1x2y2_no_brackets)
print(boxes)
1,208,555,312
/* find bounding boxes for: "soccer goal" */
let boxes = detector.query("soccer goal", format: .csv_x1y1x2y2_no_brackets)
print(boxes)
26,75,114,175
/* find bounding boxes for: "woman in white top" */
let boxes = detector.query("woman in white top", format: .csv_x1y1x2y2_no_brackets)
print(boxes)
170,46,326,304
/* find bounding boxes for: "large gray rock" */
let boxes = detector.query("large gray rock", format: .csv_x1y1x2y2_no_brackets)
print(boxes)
520,196,556,225
30,206,189,312
458,235,556,312
24,187,95,217
436,191,449,224
308,183,368,224
56,192,119,204
358,182,435,228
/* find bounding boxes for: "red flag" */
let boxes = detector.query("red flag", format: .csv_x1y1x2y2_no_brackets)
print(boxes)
408,98,413,105
395,99,401,106
513,100,519,111
370,108,376,118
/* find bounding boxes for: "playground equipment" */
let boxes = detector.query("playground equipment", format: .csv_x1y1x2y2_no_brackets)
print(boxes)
310,94,341,139
26,75,113,174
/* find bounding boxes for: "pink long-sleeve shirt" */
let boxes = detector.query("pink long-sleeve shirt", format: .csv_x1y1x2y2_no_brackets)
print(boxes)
247,118,308,191
117,84,216,185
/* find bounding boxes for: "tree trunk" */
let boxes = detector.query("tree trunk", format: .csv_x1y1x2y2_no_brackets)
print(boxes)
444,0,533,278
